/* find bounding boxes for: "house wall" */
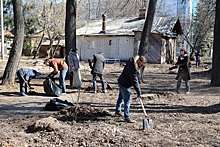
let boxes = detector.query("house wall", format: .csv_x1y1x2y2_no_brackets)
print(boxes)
148,34,163,63
134,32,177,64
134,32,163,63
77,36,134,61
166,38,177,63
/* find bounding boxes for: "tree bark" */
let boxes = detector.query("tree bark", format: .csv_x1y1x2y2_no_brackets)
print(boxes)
65,0,77,56
138,0,157,83
2,0,24,85
211,1,220,86
138,0,157,56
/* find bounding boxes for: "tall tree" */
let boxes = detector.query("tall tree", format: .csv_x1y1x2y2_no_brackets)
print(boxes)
65,0,77,56
182,0,215,58
2,0,24,85
137,0,157,83
138,0,157,56
211,0,220,86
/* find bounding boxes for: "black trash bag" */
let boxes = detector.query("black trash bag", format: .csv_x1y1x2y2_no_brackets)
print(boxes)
43,78,62,97
45,98,74,111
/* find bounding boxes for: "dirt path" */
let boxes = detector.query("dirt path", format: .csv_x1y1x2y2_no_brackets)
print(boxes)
0,57,219,146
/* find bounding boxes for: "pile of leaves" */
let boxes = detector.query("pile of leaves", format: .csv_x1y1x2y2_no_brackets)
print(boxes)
57,105,114,122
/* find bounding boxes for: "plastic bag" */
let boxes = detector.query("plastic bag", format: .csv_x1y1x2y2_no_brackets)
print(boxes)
43,78,62,97
45,98,74,111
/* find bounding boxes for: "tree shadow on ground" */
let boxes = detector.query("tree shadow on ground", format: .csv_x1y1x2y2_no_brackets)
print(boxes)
131,103,220,114
0,91,53,97
0,101,51,119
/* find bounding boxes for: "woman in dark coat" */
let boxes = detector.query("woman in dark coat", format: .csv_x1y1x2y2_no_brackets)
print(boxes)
175,48,191,94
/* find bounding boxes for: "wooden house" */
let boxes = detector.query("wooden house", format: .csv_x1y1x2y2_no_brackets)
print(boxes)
39,40,65,58
76,16,183,63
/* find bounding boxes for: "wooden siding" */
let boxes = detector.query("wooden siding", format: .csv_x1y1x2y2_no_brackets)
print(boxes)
77,36,134,61
134,32,177,64
147,34,162,63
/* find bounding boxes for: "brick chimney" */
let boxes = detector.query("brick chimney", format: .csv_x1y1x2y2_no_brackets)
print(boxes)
139,8,147,19
139,0,148,19
100,14,106,33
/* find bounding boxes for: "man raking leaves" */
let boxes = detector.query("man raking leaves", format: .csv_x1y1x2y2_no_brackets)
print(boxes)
16,68,41,96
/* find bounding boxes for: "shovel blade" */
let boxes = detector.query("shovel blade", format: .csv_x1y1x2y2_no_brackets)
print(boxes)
143,118,153,130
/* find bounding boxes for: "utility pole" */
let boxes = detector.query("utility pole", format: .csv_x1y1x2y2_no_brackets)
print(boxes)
1,0,4,60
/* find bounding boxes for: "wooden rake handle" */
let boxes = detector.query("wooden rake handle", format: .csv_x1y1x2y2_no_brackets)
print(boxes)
20,75,31,90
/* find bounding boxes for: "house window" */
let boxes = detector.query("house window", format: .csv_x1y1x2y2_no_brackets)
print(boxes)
88,40,95,49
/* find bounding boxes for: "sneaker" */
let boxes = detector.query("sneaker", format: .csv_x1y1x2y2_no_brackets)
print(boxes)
61,93,66,95
93,91,97,94
103,90,107,93
114,112,123,117
186,91,190,94
124,118,135,123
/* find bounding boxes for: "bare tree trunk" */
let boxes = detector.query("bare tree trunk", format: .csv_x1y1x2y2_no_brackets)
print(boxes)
138,0,157,56
211,1,220,86
65,0,77,56
47,39,54,59
138,0,157,83
52,38,61,58
33,32,44,59
2,0,24,85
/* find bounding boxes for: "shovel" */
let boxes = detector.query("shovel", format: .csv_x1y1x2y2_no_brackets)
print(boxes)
20,75,37,95
139,97,153,130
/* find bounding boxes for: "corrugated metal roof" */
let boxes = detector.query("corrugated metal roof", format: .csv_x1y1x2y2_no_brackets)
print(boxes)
76,17,183,37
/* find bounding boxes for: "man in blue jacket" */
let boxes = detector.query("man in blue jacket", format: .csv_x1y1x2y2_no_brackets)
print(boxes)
115,55,147,123
16,68,41,96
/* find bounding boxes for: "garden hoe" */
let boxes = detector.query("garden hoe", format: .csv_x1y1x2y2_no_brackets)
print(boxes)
139,97,153,130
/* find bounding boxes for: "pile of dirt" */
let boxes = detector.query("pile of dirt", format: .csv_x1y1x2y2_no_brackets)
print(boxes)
26,117,63,133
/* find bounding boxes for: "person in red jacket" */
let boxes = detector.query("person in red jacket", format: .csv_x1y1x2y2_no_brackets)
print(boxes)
44,58,68,94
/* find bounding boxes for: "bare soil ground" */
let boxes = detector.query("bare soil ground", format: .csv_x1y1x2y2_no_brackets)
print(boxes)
0,56,219,147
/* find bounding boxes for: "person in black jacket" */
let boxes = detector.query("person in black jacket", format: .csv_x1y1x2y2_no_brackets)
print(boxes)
89,52,106,93
115,55,147,123
175,48,191,94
